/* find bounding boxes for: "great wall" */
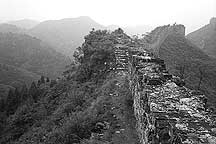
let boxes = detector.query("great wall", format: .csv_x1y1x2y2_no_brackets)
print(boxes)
113,26,216,144
145,24,185,57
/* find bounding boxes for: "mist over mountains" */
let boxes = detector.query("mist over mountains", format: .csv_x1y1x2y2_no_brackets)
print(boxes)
29,16,105,56
0,23,25,33
0,32,70,84
0,14,216,143
0,16,215,87
1,16,153,57
8,19,39,29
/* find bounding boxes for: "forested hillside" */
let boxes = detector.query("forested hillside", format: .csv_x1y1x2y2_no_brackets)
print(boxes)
0,26,216,143
0,33,70,81
0,63,40,85
0,29,139,144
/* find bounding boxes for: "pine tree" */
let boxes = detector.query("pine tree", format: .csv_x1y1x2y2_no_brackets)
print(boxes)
21,84,28,101
46,77,50,82
41,76,45,84
29,82,38,101
37,79,41,86
6,89,16,115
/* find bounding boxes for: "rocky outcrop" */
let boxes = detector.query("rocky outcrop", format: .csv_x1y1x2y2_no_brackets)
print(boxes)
114,32,216,143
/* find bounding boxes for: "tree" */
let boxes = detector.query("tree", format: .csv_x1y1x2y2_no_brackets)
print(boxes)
20,84,28,102
37,79,41,86
6,89,16,115
74,29,116,82
0,99,5,112
197,66,205,90
29,82,38,101
63,61,78,80
40,76,45,84
73,46,83,64
46,77,50,83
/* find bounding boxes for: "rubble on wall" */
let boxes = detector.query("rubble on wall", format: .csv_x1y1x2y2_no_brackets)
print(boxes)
113,32,216,144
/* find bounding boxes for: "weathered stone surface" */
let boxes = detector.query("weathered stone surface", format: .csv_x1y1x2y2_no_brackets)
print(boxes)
114,36,216,144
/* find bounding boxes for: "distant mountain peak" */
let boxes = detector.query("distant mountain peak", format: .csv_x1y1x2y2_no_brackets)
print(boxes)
30,16,105,56
77,16,92,19
49,16,97,23
7,19,39,29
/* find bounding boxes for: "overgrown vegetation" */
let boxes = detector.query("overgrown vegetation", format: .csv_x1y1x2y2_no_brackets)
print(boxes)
0,29,138,144
2,25,215,143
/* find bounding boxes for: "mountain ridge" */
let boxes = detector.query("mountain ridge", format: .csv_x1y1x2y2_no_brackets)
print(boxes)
1,16,152,57
29,16,105,56
187,17,216,58
28,16,152,56
7,19,39,29
0,28,215,144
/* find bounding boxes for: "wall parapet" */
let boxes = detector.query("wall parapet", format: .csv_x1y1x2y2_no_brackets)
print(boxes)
113,31,216,143
127,47,216,144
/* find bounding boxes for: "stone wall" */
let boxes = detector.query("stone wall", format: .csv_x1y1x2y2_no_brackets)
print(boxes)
146,24,185,57
113,30,216,143
127,47,216,144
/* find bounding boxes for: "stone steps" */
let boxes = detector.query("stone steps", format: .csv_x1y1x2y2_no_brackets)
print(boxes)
114,46,129,71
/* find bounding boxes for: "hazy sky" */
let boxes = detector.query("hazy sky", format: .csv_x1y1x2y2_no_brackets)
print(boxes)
0,0,215,33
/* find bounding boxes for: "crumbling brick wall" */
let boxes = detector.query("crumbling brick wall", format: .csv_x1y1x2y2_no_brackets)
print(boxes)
113,31,216,144
127,48,216,144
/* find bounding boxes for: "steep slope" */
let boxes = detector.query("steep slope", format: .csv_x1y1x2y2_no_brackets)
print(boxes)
187,17,216,57
0,29,140,144
203,32,216,57
0,33,70,80
159,31,216,106
8,19,39,29
159,34,210,65
141,24,216,106
30,16,105,56
1,28,215,144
